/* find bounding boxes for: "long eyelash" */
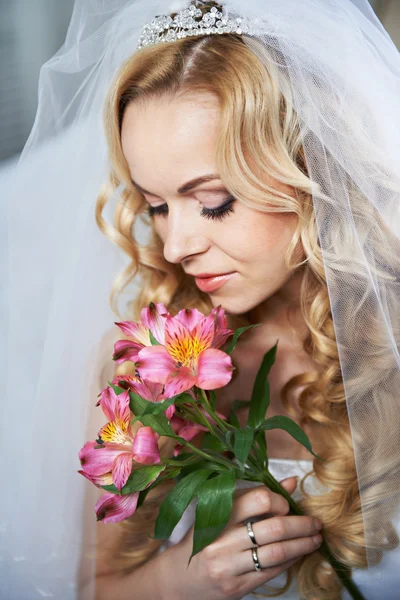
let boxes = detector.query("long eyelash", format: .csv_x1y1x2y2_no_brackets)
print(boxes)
147,196,236,221
201,196,236,221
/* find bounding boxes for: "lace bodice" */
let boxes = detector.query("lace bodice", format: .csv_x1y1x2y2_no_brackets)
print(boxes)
158,458,400,599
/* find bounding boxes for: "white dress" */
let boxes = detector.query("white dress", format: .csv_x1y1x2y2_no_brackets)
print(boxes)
158,458,400,599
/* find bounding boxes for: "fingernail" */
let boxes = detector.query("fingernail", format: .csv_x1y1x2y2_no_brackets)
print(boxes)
314,518,323,530
313,534,323,546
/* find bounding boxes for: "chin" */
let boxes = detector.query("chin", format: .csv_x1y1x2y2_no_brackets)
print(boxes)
208,293,265,317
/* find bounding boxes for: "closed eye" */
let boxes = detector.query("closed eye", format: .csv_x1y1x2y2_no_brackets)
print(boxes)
147,196,236,222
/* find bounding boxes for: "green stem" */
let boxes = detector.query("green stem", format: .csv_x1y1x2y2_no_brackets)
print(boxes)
259,469,366,600
163,457,198,467
187,403,218,435
181,440,234,471
199,388,231,432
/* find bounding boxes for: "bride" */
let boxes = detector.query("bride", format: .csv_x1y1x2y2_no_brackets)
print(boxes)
2,1,400,599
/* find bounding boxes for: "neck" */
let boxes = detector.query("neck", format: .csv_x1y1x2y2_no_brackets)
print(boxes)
245,268,307,347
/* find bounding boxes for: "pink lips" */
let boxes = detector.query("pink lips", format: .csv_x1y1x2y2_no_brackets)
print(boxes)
194,272,235,293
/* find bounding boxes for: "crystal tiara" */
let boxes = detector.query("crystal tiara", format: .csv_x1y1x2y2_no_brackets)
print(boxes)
136,2,253,50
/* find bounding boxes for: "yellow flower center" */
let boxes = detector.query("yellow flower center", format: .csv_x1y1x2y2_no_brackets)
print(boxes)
99,418,131,445
168,335,208,370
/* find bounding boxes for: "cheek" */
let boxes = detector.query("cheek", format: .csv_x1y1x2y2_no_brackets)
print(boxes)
226,212,298,265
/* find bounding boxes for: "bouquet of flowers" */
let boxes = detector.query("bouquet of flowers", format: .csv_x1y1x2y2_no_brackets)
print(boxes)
78,303,364,599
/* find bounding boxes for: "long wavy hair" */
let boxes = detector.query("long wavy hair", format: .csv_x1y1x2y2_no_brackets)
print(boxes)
93,14,399,599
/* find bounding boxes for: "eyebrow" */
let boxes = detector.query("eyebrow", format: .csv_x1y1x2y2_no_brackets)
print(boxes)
131,174,221,197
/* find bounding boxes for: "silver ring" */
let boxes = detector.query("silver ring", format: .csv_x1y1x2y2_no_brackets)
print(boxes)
246,520,259,548
251,546,262,571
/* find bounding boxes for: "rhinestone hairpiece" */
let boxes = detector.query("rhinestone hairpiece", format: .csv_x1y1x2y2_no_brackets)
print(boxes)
136,2,253,50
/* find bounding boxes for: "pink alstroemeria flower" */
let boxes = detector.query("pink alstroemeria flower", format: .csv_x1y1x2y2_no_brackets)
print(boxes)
79,388,160,493
113,302,169,364
170,415,209,456
169,407,227,456
78,469,140,524
94,491,140,524
136,307,234,394
108,374,177,421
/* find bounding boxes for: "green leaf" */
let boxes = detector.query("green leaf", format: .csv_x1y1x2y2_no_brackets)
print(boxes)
260,415,323,460
176,460,224,481
190,470,236,562
227,399,250,429
231,428,254,467
174,392,197,405
149,329,162,346
108,381,125,395
154,469,213,539
254,429,268,469
224,323,261,355
247,343,278,430
130,391,195,426
227,411,240,429
130,396,177,426
200,431,228,452
199,451,236,474
129,391,176,437
135,466,181,509
102,464,166,495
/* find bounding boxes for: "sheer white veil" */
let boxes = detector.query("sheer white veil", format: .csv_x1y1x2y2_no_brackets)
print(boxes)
1,0,400,598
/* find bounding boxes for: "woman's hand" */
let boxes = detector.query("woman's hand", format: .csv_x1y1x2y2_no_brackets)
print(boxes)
161,476,323,600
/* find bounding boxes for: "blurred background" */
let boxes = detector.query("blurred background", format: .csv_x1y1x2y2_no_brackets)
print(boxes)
0,0,399,164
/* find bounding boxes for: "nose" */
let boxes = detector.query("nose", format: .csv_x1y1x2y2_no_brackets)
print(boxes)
162,205,210,264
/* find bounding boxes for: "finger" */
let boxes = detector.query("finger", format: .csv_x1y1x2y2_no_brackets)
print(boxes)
232,476,298,503
237,515,322,551
237,555,301,594
237,533,323,574
279,476,299,495
230,486,291,526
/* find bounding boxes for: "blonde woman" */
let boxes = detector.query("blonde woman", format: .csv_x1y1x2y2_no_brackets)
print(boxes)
2,1,400,600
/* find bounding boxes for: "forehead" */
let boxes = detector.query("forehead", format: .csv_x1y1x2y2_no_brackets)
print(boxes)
120,94,221,187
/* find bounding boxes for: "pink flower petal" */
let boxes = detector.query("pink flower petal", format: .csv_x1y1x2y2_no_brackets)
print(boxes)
79,441,129,476
165,368,197,395
211,328,234,349
111,375,141,394
170,415,186,434
113,339,143,364
114,321,151,346
132,426,161,465
177,422,208,442
162,380,182,399
164,316,192,364
97,389,130,425
136,346,175,384
196,348,234,390
78,469,114,488
211,305,229,330
170,415,208,440
111,376,164,404
210,306,234,348
95,491,139,524
191,314,215,352
140,303,169,344
173,445,183,457
135,379,165,402
112,452,133,491
96,386,117,422
165,404,176,421
174,308,205,332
